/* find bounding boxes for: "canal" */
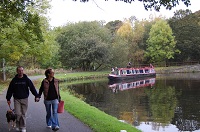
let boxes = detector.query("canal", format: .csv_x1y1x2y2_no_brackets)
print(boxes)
62,73,200,132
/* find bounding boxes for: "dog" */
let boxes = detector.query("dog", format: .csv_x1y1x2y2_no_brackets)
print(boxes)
6,109,17,131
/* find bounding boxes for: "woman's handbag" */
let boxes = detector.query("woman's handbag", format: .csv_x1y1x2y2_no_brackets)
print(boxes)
57,100,64,113
57,83,64,113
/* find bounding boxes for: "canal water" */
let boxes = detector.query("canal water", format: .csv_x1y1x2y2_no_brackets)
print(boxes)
62,73,200,132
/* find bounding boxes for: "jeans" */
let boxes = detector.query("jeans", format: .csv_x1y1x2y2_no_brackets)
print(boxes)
14,98,28,129
44,99,59,128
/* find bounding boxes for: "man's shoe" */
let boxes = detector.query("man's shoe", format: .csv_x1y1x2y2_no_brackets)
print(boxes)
21,128,26,132
47,126,52,129
52,126,59,131
16,127,20,131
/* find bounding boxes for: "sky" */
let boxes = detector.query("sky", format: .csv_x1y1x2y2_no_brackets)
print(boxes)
48,0,200,27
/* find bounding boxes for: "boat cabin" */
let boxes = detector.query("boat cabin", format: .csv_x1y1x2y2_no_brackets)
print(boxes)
111,67,155,75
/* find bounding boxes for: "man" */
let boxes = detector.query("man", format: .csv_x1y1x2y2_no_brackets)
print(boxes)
6,66,40,132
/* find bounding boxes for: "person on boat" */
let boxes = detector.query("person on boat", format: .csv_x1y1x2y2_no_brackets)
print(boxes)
111,67,115,74
127,62,131,68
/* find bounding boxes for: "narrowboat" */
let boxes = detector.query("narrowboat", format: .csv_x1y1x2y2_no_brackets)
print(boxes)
108,64,156,81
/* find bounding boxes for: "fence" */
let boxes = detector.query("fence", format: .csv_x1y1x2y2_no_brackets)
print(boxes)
132,61,199,68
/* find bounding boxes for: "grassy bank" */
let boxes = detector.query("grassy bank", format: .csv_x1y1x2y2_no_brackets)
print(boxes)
60,90,140,132
52,71,141,132
0,80,10,94
55,71,109,81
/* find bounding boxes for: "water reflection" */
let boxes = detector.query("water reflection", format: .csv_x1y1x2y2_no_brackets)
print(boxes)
63,73,200,132
108,77,155,93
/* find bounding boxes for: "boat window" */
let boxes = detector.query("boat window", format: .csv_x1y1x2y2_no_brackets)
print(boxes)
145,80,150,84
136,81,139,86
145,69,149,73
127,70,132,74
122,70,126,74
139,69,144,73
122,84,127,89
140,81,144,84
127,70,130,74
132,70,135,74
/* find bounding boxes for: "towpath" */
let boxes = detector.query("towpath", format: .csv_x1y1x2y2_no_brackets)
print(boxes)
0,75,93,132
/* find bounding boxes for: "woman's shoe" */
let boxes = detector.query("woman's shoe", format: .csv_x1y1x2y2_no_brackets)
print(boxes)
52,126,59,131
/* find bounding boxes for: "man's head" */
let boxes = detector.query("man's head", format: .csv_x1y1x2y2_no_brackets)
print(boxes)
16,66,24,78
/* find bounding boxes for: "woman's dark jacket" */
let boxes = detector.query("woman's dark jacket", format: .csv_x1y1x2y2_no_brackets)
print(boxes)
6,74,39,101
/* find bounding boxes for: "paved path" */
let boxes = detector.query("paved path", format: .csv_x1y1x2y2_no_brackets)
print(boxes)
0,76,93,132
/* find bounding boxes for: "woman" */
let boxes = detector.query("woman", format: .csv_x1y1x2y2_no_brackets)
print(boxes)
39,68,61,131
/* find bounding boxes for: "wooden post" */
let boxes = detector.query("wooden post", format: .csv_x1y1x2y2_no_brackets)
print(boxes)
2,58,6,81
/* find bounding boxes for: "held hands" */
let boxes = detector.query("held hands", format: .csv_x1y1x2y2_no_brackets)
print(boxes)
35,97,40,102
7,101,11,105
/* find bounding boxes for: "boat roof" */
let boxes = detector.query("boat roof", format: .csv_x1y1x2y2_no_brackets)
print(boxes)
116,67,154,70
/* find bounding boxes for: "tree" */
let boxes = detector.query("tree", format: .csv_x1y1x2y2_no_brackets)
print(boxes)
109,36,129,68
171,9,192,20
56,21,112,71
130,20,146,65
168,10,200,62
0,0,43,41
116,20,134,63
145,19,179,64
0,0,58,68
73,0,191,11
105,20,123,37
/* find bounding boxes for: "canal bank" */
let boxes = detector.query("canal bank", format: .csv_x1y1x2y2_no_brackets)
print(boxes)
0,75,141,132
155,64,200,74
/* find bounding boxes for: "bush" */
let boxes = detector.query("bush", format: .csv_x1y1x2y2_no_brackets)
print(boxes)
5,66,16,78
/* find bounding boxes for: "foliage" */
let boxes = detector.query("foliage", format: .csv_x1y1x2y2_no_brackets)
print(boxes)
130,20,146,64
168,10,200,62
73,0,191,11
108,36,129,68
105,20,123,37
56,21,112,71
146,19,179,63
171,9,192,20
0,0,60,68
0,0,43,41
145,84,177,125
117,20,134,41
116,20,134,63
114,19,150,65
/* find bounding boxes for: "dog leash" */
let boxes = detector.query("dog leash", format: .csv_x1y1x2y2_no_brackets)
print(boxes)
8,103,12,110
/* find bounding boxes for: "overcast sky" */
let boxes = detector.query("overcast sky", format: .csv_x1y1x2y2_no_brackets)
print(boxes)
47,0,200,27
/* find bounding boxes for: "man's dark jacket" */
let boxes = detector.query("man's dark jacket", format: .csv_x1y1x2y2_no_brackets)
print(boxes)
6,74,39,101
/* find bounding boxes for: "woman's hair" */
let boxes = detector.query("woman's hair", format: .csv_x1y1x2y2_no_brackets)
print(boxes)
45,68,53,78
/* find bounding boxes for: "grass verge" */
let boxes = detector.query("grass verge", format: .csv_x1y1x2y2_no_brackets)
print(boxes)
55,71,109,81
60,90,141,132
0,80,10,94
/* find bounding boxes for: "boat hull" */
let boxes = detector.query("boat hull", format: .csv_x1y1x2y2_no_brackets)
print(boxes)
108,73,156,82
